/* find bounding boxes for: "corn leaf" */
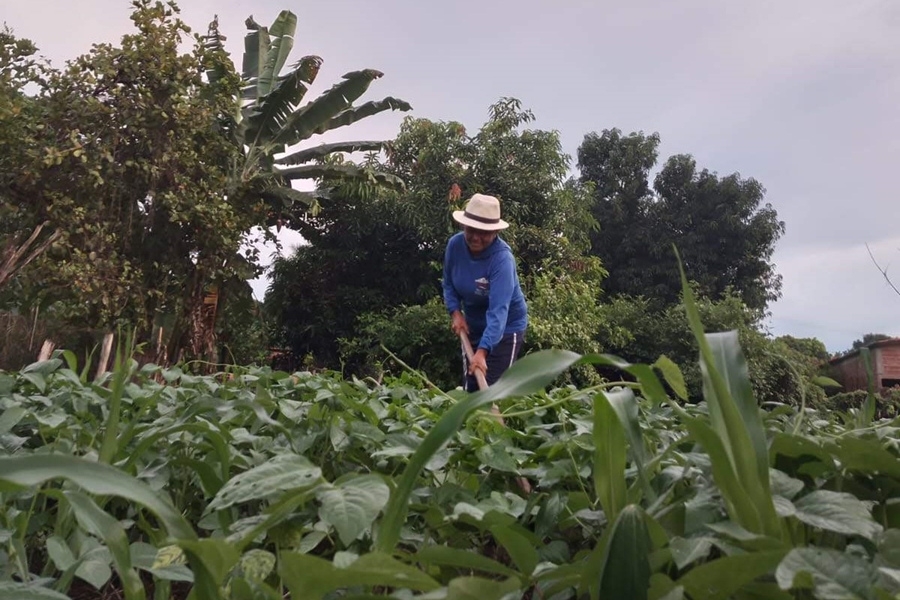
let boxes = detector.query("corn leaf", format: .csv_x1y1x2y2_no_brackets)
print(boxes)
593,390,627,523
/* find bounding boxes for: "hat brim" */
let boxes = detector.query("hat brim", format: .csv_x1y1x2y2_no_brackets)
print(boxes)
452,210,509,231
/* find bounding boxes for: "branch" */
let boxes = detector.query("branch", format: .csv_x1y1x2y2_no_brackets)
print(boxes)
866,242,900,298
0,223,62,289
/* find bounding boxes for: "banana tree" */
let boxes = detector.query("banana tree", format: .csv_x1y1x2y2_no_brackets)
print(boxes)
225,10,412,223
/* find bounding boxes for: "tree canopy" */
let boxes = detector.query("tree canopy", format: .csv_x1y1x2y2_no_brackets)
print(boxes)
577,128,785,312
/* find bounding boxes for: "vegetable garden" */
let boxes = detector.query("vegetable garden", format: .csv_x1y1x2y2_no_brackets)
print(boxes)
1,278,898,600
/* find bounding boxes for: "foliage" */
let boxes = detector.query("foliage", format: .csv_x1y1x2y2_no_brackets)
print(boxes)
597,291,831,406
1,2,411,366
0,27,60,293
227,9,411,224
386,97,597,277
852,332,893,351
2,0,253,366
263,180,437,368
266,98,598,371
820,388,900,420
577,128,785,312
523,257,622,386
2,273,899,599
339,297,460,388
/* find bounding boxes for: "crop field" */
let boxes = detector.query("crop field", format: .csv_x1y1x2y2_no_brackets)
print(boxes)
1,288,898,600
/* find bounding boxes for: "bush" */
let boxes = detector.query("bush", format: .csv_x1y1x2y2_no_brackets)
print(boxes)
819,388,900,420
596,291,830,406
339,297,460,388
524,257,624,385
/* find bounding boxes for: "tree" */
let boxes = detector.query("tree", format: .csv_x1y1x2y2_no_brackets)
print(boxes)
2,2,412,365
577,129,785,312
266,98,599,370
0,27,61,295
852,333,893,350
225,9,412,225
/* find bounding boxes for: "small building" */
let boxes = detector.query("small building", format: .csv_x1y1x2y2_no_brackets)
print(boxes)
830,338,900,393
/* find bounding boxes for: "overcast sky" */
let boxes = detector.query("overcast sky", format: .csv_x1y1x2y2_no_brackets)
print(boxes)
5,0,899,352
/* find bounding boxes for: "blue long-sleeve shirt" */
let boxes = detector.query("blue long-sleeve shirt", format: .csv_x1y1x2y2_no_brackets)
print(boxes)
442,232,528,353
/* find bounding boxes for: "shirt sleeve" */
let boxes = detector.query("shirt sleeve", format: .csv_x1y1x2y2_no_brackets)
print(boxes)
442,237,461,314
478,250,516,353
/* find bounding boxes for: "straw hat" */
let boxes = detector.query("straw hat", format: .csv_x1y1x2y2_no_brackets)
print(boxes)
452,194,509,231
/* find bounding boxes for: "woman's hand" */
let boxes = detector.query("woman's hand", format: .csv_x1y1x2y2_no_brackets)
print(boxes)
468,348,488,377
450,310,469,336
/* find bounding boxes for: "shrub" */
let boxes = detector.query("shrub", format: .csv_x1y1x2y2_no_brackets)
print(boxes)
820,388,900,419
340,297,460,388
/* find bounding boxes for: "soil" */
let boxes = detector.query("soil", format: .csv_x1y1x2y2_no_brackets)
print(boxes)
66,577,193,600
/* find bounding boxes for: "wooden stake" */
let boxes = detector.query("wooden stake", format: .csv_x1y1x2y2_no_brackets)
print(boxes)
96,332,115,378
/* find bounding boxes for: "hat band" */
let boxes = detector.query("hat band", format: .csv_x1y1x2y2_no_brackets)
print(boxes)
463,211,500,225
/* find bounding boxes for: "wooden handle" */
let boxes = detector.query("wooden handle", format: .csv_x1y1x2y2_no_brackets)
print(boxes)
457,330,532,495
458,330,489,391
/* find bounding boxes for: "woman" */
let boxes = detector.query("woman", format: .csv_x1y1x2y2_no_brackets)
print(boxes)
442,193,528,391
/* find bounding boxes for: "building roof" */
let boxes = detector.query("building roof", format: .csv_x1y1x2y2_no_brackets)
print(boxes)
829,337,900,365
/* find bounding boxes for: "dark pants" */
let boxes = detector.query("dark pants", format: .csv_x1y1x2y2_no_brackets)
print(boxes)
462,331,525,392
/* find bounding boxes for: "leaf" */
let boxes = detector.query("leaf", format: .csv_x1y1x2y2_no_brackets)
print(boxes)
21,372,46,393
75,547,113,590
535,492,565,539
63,491,144,600
316,474,390,545
489,524,539,576
224,549,276,594
0,373,15,395
444,576,522,600
273,69,387,148
279,551,440,600
0,581,71,599
22,358,63,375
177,538,240,595
278,163,405,190
829,436,900,479
770,469,804,499
776,547,878,599
648,574,684,600
654,355,688,400
593,390,627,523
415,545,519,578
792,490,883,540
257,10,296,97
583,504,653,600
0,406,26,435
46,535,76,571
152,545,187,569
131,543,193,582
669,537,713,570
606,386,655,502
812,375,842,388
679,550,787,600
316,97,412,136
0,454,195,540
245,56,320,146
599,505,653,600
476,443,519,473
376,348,583,553
206,454,322,512
676,249,779,538
878,529,900,568
276,140,387,166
